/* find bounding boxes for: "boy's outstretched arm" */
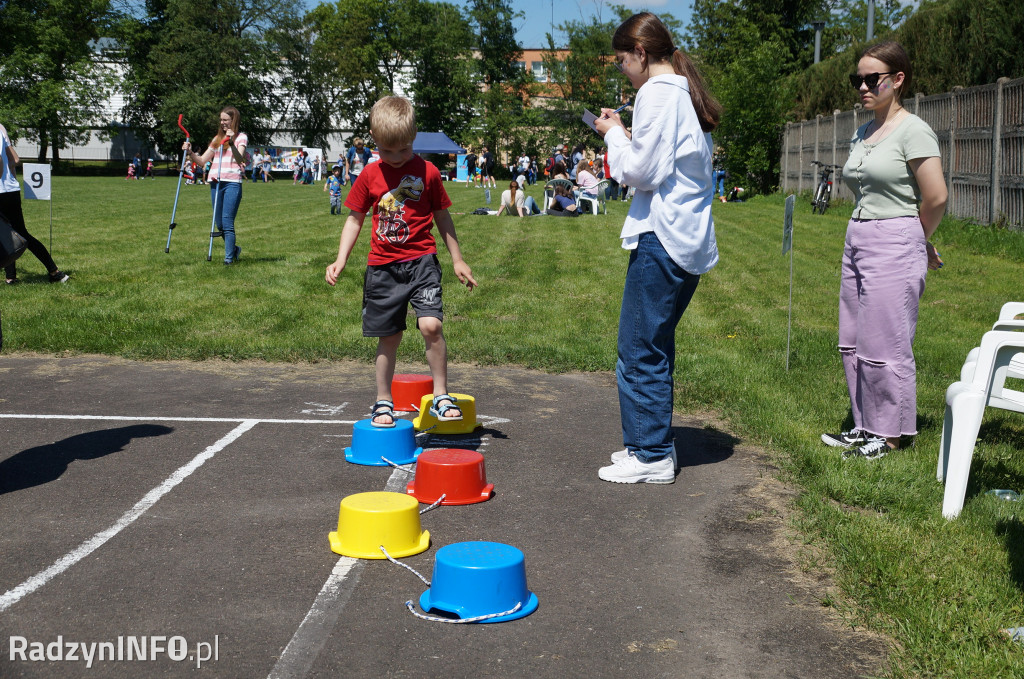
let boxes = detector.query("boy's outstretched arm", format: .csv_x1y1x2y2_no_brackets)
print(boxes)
325,210,366,286
434,209,477,290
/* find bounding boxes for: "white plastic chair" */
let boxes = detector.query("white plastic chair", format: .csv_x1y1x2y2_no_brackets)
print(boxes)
937,326,1024,519
577,180,610,215
959,302,1024,382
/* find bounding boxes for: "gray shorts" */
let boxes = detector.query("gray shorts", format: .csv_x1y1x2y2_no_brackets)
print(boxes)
362,254,443,337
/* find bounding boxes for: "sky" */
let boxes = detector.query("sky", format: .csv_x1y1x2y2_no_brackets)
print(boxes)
302,0,694,50
460,0,694,49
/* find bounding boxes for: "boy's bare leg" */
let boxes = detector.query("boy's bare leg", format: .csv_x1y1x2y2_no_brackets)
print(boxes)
373,333,402,425
419,317,462,418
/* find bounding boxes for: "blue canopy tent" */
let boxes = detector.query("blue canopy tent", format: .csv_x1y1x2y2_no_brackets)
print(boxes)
412,132,465,155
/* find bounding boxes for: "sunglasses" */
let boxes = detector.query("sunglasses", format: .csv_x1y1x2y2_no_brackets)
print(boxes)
849,71,897,90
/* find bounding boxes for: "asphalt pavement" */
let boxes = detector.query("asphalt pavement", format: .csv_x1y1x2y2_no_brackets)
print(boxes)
0,354,887,678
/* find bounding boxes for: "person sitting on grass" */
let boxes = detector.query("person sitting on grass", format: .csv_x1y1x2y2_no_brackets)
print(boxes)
495,180,541,216
547,183,580,217
325,95,478,428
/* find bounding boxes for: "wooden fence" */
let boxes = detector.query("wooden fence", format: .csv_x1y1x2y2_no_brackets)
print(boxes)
780,76,1024,229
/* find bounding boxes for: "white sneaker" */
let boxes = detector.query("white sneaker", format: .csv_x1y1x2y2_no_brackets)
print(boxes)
610,444,678,468
599,452,675,484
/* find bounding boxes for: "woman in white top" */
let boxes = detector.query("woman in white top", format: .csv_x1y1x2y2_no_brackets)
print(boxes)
183,106,248,264
594,12,721,484
821,42,947,460
496,180,540,216
1,123,69,284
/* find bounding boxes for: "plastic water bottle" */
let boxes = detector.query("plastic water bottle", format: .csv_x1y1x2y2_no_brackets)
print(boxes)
485,188,491,205
985,489,1020,502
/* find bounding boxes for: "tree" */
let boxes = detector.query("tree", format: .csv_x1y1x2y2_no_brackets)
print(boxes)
404,1,478,142
686,0,830,192
0,0,119,164
793,0,1024,119
285,0,479,148
541,15,622,147
119,0,302,156
714,40,795,193
467,0,533,156
820,0,913,53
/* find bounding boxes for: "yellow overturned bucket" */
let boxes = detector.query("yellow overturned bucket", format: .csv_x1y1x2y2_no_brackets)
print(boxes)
412,393,481,435
329,492,430,559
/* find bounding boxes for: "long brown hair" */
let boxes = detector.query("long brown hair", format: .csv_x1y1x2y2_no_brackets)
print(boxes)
612,12,721,133
861,41,913,102
212,106,241,147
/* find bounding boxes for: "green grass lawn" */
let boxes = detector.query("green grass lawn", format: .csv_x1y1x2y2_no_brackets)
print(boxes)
4,176,1024,676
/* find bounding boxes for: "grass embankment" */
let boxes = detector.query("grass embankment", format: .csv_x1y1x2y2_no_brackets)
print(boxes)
4,177,1023,677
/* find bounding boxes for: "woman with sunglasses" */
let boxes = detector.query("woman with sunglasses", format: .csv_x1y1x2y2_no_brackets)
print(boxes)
593,12,721,484
821,42,947,460
183,106,247,265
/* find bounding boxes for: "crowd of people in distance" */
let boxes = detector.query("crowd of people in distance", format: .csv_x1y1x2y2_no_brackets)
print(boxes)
491,141,633,217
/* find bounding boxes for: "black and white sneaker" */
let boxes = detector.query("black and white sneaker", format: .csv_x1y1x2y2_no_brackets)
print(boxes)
843,438,892,461
821,429,879,448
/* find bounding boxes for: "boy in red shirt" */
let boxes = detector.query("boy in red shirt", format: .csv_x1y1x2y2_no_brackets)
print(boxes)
325,96,477,427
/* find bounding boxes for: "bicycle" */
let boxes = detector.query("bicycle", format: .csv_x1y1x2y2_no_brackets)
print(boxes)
810,160,841,215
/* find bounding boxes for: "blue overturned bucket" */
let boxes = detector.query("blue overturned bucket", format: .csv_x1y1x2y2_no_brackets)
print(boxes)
345,418,422,466
418,541,538,623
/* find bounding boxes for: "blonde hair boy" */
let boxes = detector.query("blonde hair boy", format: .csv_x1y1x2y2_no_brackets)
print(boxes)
325,95,477,429
369,97,417,148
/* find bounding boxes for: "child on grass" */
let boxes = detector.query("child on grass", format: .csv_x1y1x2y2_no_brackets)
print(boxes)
324,165,343,214
325,96,477,428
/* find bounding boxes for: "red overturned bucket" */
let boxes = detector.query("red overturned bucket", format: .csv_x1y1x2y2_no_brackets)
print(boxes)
407,449,493,505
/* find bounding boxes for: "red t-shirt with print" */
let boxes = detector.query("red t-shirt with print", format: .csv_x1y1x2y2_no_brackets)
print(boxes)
344,155,452,265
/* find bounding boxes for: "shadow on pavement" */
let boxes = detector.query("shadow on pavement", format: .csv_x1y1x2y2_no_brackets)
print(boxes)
0,424,173,495
674,424,738,468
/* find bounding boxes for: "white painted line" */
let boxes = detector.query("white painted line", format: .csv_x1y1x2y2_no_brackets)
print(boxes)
0,419,259,612
300,402,350,416
267,460,414,679
266,556,362,679
384,465,412,492
0,414,356,424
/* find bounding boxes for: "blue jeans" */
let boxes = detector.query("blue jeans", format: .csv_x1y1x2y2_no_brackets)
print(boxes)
523,195,541,214
616,231,700,463
713,170,726,197
211,181,242,262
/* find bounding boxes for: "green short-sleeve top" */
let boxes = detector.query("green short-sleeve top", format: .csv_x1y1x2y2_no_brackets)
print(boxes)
842,113,940,220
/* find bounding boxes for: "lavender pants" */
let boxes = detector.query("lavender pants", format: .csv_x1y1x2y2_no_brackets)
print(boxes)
838,216,928,438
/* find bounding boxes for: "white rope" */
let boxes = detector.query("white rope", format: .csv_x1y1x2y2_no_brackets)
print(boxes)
379,545,524,624
379,545,431,586
380,456,414,472
403,599,522,624
418,494,445,514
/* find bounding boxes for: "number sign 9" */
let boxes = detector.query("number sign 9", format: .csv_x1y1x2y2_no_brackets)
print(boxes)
22,163,51,200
